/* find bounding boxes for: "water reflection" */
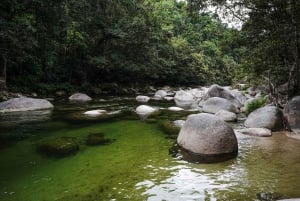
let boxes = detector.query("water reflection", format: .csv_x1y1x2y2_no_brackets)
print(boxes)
136,132,300,201
0,109,52,128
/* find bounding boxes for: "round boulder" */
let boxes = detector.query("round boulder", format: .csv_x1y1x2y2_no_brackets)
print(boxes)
174,90,197,109
136,95,151,103
136,105,158,119
204,85,242,108
244,105,284,131
0,97,54,113
202,97,239,114
177,113,238,163
215,110,237,122
69,93,92,101
284,96,300,135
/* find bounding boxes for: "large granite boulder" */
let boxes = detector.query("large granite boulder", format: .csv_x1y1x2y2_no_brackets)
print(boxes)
284,96,300,135
202,97,239,114
174,90,197,108
244,105,284,131
69,93,92,101
177,113,238,163
0,97,54,113
205,85,242,108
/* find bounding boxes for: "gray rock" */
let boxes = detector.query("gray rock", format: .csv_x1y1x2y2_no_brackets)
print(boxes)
236,128,272,137
215,110,237,122
83,109,107,116
203,97,239,114
69,93,92,101
177,113,238,162
231,90,248,106
244,105,284,131
284,96,300,135
174,90,196,109
0,97,54,113
136,95,151,103
155,90,168,98
136,105,157,119
168,106,184,111
173,120,185,128
205,85,242,108
164,96,174,101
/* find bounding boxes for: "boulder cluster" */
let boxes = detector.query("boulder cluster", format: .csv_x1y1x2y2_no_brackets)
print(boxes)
135,84,300,163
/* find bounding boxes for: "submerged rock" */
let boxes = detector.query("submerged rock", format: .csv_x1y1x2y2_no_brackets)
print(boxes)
159,120,181,139
86,133,113,146
37,137,79,157
69,93,92,101
0,97,54,113
177,113,238,163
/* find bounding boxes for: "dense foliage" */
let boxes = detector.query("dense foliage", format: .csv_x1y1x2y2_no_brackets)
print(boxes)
189,0,300,98
0,0,239,93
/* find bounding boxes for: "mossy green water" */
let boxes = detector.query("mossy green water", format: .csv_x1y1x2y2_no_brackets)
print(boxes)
0,120,176,201
0,115,300,200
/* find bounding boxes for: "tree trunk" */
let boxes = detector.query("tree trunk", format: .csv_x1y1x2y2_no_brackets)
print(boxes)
0,55,7,91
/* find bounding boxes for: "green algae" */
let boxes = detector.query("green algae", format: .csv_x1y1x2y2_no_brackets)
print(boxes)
0,120,175,201
0,100,300,201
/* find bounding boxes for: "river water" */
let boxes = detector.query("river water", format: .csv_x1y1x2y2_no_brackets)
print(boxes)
0,97,299,201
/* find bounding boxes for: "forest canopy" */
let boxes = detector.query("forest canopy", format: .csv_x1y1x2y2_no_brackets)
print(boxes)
0,0,299,97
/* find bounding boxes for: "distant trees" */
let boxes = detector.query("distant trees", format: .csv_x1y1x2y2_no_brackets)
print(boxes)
189,0,300,97
0,0,240,93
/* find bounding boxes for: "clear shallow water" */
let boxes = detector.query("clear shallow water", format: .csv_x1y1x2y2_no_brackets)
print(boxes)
0,98,299,201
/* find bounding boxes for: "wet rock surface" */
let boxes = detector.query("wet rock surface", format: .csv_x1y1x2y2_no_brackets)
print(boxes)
177,113,238,163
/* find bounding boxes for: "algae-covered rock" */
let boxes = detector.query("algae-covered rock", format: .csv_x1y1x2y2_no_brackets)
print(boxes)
37,137,79,157
159,120,181,139
86,133,113,146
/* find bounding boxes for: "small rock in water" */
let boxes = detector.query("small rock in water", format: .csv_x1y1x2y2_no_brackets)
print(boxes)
168,107,184,112
83,109,107,116
86,133,113,146
236,128,272,137
257,192,282,201
136,95,150,103
37,137,79,158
